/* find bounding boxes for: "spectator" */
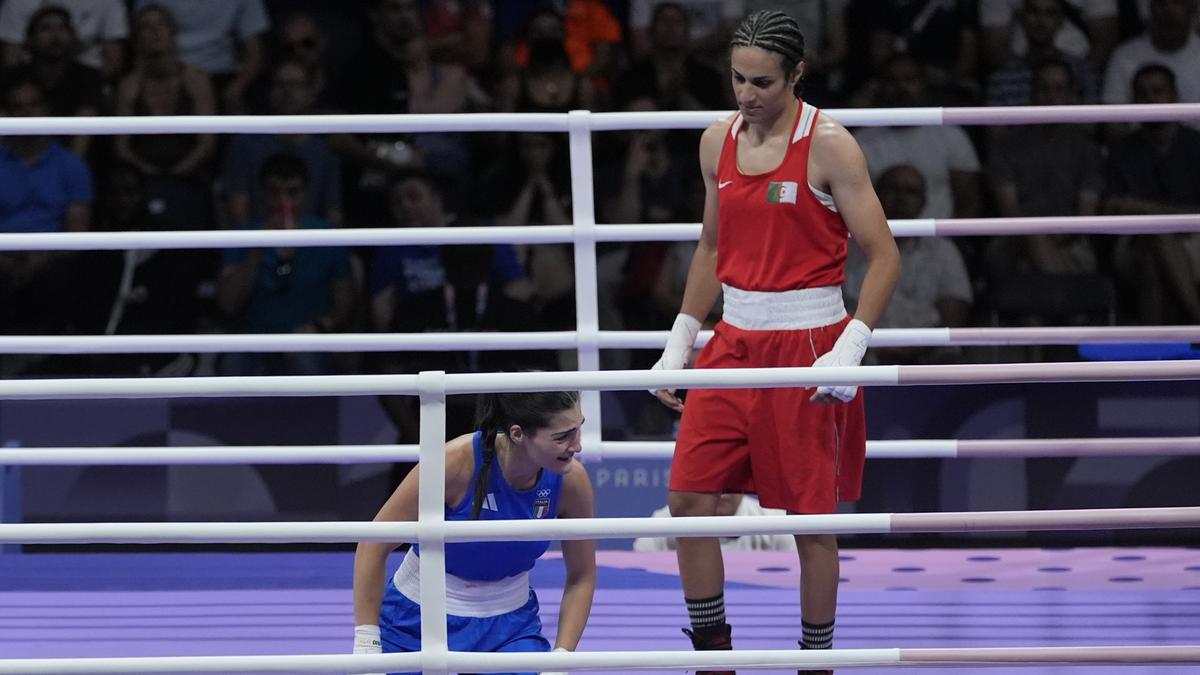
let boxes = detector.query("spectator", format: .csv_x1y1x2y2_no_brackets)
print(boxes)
844,165,972,365
840,0,979,100
115,4,217,231
334,0,472,223
497,10,597,113
0,77,92,340
1103,0,1200,105
133,0,270,113
613,2,727,111
980,0,1118,71
985,0,1098,106
222,60,343,227
274,12,336,111
854,54,982,219
0,0,127,82
0,78,91,234
69,162,218,376
486,132,574,335
502,1,621,86
421,0,494,75
1105,64,1200,324
369,169,539,442
216,154,353,375
599,97,694,338
0,5,106,157
628,0,744,64
633,494,798,552
988,59,1103,281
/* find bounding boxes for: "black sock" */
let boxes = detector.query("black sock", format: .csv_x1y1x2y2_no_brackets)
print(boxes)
801,619,834,650
686,593,726,629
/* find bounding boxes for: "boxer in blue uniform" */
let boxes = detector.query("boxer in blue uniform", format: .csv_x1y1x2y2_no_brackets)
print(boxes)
353,390,596,675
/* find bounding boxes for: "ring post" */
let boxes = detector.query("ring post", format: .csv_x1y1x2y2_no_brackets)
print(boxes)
417,370,449,675
568,110,603,458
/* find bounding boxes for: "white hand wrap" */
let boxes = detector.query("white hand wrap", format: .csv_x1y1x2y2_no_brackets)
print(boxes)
540,646,571,675
353,624,381,653
351,624,384,675
650,313,701,394
812,319,872,402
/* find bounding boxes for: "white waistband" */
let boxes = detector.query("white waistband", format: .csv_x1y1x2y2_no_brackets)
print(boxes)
721,284,847,330
392,550,530,617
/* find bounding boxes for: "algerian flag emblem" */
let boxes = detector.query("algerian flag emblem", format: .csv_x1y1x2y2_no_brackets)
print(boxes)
766,181,798,204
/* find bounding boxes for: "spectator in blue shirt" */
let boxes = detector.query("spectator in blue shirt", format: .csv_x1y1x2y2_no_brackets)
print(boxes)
216,153,353,375
0,77,93,341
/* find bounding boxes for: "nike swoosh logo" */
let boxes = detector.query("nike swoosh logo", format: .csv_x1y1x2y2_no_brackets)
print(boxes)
718,180,733,189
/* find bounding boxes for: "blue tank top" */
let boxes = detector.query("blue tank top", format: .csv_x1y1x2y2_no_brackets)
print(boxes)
413,430,563,581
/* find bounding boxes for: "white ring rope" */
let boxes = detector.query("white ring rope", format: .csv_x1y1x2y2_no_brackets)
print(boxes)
0,361,1194,399
0,214,1198,252
0,325,1194,354
0,507,1196,544
0,104,1195,138
3,437,1197,465
4,645,1200,675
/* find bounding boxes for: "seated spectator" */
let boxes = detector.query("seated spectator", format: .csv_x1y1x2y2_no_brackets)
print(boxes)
497,21,597,113
633,494,797,552
854,54,982,220
1104,64,1200,324
0,77,92,342
979,0,1118,71
985,0,1098,107
613,2,727,111
0,6,106,157
844,165,972,365
273,12,336,111
841,0,979,100
369,169,540,444
600,98,694,334
222,60,343,226
0,0,127,82
133,0,270,113
988,58,1103,279
628,0,744,65
1103,0,1200,105
0,78,91,234
67,162,219,376
502,1,621,87
115,4,217,231
333,0,472,224
421,0,494,75
216,154,353,375
485,133,574,333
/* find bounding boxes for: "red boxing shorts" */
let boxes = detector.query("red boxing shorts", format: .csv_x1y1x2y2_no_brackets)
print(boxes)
670,316,866,514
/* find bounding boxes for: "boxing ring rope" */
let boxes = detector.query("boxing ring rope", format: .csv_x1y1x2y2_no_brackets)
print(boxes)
0,359,1196,399
0,214,1197,253
0,324,1196,354
2,505,1198,545
2,104,1199,674
4,436,1199,465
5,645,1200,675
0,103,1193,138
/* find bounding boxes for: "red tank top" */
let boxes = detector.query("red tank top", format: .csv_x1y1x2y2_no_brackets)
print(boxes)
715,101,849,291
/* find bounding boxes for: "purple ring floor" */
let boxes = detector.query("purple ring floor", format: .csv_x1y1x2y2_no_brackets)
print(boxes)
2,548,1198,674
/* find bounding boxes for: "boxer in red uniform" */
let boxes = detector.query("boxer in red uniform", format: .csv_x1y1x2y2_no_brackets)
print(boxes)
651,10,900,674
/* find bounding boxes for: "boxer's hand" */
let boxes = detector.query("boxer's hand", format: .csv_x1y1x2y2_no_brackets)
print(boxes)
351,624,384,675
651,313,701,413
540,646,571,675
810,319,871,403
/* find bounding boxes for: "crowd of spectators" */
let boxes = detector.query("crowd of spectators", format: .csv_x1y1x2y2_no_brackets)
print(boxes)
0,0,1197,437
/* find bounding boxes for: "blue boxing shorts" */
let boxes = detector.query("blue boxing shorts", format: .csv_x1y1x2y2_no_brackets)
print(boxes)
379,580,550,675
